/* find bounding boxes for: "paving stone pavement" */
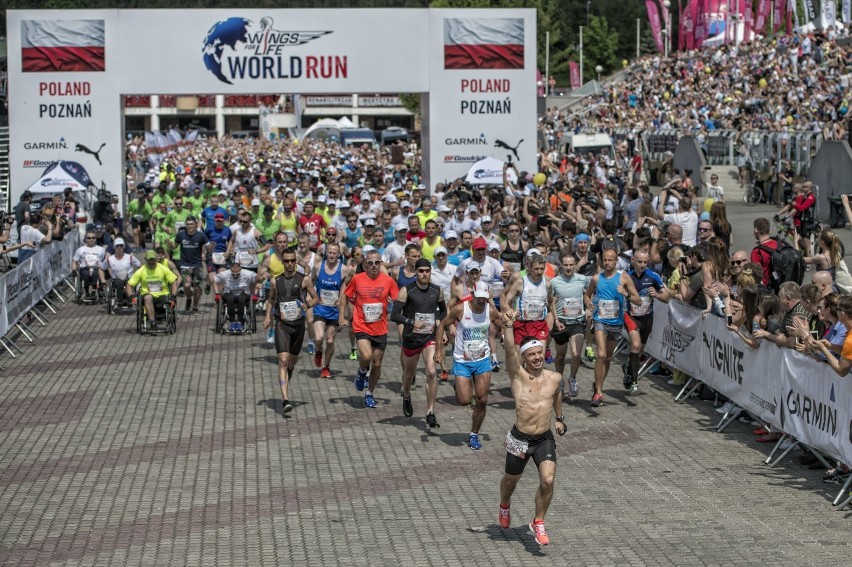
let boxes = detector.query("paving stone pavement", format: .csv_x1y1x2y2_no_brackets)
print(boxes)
0,280,851,567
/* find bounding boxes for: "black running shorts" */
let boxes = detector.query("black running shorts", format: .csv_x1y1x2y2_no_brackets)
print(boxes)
275,320,305,355
504,426,557,476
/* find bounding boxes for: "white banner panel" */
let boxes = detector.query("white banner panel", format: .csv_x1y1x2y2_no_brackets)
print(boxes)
780,348,852,466
644,299,702,375
427,8,537,187
7,10,122,214
115,10,429,93
697,309,784,430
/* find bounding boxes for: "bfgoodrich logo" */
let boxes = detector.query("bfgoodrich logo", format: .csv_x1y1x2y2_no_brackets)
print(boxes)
202,17,344,84
444,154,486,163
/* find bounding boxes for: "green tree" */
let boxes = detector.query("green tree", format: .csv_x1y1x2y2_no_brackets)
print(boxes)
583,15,619,81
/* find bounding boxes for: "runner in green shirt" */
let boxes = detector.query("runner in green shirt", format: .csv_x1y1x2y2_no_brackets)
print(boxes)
127,192,154,249
255,205,282,241
151,183,174,209
163,197,192,259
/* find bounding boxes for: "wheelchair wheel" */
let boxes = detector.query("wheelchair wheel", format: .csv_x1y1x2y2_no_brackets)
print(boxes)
136,299,144,334
247,298,257,333
106,281,114,315
215,299,224,334
74,274,84,305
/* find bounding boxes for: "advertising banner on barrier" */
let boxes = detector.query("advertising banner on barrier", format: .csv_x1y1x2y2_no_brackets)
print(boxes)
697,309,783,430
780,350,852,467
0,234,78,337
644,299,701,375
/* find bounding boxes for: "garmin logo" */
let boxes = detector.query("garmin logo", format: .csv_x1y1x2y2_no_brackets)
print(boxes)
445,134,487,146
24,140,68,150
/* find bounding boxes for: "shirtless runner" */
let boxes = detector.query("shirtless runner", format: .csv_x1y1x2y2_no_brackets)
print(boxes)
497,309,566,546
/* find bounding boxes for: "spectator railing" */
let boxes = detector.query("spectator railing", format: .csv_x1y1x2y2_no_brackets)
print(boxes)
643,299,852,507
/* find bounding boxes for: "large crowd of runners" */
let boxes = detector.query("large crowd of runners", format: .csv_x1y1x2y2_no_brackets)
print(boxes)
8,26,852,545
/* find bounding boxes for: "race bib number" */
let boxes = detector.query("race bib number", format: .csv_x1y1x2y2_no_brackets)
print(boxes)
147,280,163,293
505,430,529,458
633,294,652,316
113,268,128,281
239,251,254,266
521,298,546,320
309,233,319,246
362,302,383,323
175,222,185,232
285,230,296,241
84,254,99,268
414,313,435,334
463,339,488,361
507,261,521,273
212,252,226,265
598,299,619,319
279,300,301,321
562,297,582,318
320,289,339,307
489,281,504,298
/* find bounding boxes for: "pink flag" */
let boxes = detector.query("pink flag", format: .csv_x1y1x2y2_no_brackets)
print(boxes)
569,61,580,90
755,0,770,33
678,0,686,50
694,0,707,46
646,0,664,53
773,0,785,31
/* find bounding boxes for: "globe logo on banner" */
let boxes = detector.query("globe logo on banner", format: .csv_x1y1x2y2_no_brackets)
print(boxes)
202,17,334,85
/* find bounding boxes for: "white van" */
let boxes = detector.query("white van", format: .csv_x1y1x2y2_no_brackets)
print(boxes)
567,132,616,157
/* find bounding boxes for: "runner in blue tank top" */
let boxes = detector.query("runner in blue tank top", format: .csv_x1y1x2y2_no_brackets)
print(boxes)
584,249,642,408
310,242,352,378
622,249,668,394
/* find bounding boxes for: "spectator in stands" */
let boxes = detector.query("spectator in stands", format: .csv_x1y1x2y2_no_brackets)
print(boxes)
660,197,698,246
754,282,808,350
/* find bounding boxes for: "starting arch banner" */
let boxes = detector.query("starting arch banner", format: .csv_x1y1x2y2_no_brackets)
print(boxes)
5,8,536,209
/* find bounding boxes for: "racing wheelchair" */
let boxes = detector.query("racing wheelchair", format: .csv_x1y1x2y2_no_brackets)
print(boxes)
105,276,135,315
74,270,106,305
214,292,257,334
135,293,177,335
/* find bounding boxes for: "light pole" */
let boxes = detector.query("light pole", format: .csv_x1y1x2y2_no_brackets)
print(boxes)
595,65,603,82
663,0,671,58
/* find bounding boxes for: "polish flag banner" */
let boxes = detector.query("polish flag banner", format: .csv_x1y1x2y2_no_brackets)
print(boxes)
21,20,105,73
443,18,524,70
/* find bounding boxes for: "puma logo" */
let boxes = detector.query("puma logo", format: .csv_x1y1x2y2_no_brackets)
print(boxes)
494,139,523,162
75,142,106,165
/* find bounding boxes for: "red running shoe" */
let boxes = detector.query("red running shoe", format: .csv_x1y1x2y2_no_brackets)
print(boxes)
440,370,449,381
498,505,510,528
529,520,549,545
320,367,331,379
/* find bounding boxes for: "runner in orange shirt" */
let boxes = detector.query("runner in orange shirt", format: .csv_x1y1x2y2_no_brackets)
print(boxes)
339,248,400,408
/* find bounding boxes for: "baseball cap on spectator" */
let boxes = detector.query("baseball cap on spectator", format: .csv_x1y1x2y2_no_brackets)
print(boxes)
145,250,157,260
437,204,450,213
218,190,228,196
360,191,371,201
251,198,261,207
401,201,412,209
339,200,351,209
394,222,408,232
466,261,482,272
417,184,426,190
326,227,337,235
468,205,479,213
364,218,376,227
574,233,591,244
445,230,459,240
472,237,487,249
318,195,327,203
363,245,376,253
434,246,448,255
214,212,226,220
481,215,492,223
114,238,125,247
473,281,490,298
487,241,500,252
94,223,104,230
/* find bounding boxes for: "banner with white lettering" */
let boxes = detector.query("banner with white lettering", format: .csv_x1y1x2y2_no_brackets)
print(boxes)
0,233,78,337
779,349,852,466
843,0,851,23
804,0,817,21
644,300,702,375
818,0,837,28
427,9,536,186
696,310,783,430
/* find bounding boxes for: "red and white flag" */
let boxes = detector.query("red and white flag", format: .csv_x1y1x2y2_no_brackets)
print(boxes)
443,18,524,70
21,19,105,73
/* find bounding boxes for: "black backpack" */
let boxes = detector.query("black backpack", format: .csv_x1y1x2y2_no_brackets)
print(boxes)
758,240,805,292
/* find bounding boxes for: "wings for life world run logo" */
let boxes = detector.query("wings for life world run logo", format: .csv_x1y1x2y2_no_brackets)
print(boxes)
202,17,347,84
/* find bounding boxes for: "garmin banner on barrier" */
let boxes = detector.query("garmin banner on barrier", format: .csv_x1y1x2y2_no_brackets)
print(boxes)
645,299,852,467
6,8,536,208
0,233,78,337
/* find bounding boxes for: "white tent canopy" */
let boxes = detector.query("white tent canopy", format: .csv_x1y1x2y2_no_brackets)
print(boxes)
300,116,359,142
464,157,518,185
26,161,94,194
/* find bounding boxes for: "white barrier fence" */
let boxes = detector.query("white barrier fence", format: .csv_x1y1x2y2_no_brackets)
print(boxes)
644,299,852,468
0,233,79,337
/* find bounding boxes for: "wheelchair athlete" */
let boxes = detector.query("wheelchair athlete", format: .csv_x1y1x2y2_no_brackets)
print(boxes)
72,230,108,301
126,250,179,331
101,238,141,308
215,262,258,333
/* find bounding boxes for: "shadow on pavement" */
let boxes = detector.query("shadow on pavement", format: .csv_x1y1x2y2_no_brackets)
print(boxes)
474,524,547,556
257,398,303,418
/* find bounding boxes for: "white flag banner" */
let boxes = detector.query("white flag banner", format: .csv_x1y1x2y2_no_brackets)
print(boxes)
791,0,802,27
696,311,784,430
843,0,851,23
779,349,852,466
145,131,164,166
644,300,701,376
819,0,837,28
